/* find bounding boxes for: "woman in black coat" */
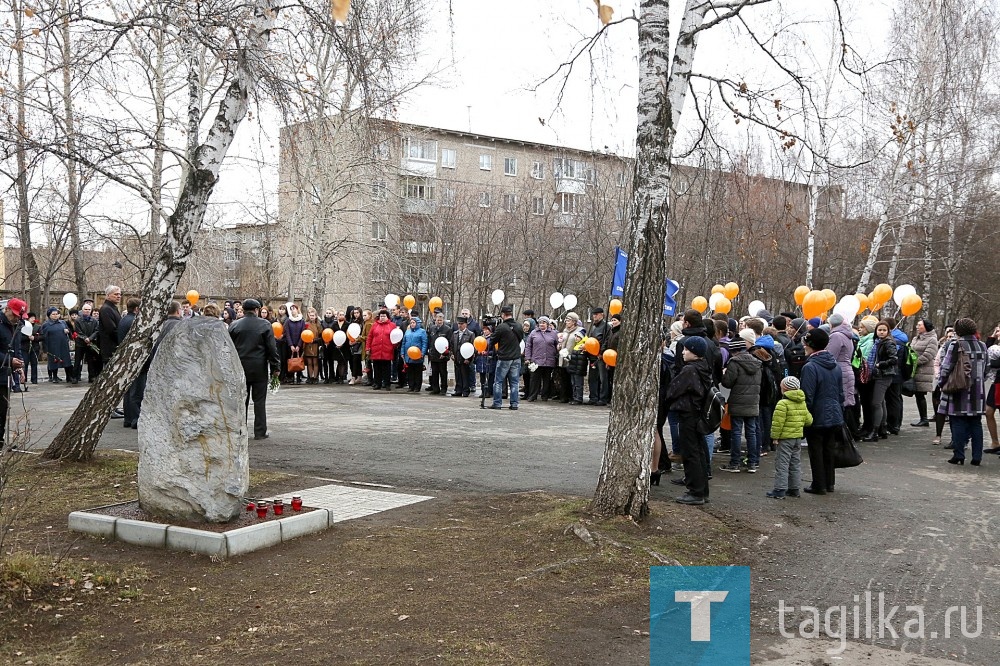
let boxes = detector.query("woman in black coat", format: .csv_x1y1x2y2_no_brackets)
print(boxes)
40,307,73,383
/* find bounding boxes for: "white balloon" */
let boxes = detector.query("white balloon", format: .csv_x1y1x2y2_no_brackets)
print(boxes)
491,289,505,306
21,322,32,337
384,293,400,308
709,292,724,310
434,337,449,354
563,294,578,310
519,340,525,354
460,342,475,359
549,292,564,309
389,327,404,344
333,330,347,347
892,284,916,307
347,322,361,339
62,292,78,309
748,300,765,317
834,295,861,321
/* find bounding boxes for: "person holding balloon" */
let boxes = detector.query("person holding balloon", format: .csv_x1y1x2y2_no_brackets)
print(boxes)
558,312,587,404
347,308,365,383
524,316,558,401
450,316,476,397
586,307,610,406
425,312,452,395
402,316,428,392
366,309,398,391
301,307,322,384
605,313,621,402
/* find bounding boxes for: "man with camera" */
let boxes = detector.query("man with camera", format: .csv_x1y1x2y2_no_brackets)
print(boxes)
490,305,525,411
0,298,27,448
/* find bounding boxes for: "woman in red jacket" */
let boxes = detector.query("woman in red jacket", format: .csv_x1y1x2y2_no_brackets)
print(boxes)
366,309,398,390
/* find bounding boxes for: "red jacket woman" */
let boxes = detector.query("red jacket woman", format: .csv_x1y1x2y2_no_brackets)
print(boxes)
366,314,398,361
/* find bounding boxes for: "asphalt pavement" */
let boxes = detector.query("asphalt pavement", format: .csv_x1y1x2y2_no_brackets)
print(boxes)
12,379,999,664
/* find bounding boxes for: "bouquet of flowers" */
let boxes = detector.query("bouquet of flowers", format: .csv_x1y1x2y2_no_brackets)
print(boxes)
268,374,281,395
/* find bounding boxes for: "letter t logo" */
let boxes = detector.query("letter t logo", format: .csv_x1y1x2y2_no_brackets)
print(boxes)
675,591,729,641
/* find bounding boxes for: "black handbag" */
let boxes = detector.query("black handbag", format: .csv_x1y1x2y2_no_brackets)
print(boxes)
901,377,917,397
833,423,864,468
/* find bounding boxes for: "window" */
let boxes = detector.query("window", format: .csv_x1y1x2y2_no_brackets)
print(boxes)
440,265,454,284
371,255,389,282
553,157,587,180
504,157,517,176
479,191,491,208
440,186,456,207
224,246,239,262
400,176,434,200
403,137,437,162
585,167,597,185
371,219,388,241
502,194,517,212
371,179,388,201
479,154,493,171
441,148,457,169
531,196,545,216
615,207,625,222
558,192,579,215
373,141,390,160
618,170,628,187
531,161,544,179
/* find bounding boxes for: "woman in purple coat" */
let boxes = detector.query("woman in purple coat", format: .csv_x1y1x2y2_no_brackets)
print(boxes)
826,313,857,433
524,316,559,401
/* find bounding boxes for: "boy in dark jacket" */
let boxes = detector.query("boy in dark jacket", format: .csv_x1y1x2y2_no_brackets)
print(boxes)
800,329,845,495
720,329,762,473
663,336,713,505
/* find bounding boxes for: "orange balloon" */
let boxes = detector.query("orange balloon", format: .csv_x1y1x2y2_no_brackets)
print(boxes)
711,284,725,295
403,294,416,310
186,290,200,306
723,282,740,300
802,290,826,319
602,349,617,367
854,293,869,312
584,337,600,355
428,296,443,312
821,289,837,310
272,322,283,338
301,329,315,344
900,294,923,317
691,296,708,313
608,299,623,316
473,336,488,352
407,345,422,360
322,328,334,343
873,283,893,304
794,285,810,305
715,296,732,314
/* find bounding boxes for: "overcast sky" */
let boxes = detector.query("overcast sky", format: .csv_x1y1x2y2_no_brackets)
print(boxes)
212,0,895,224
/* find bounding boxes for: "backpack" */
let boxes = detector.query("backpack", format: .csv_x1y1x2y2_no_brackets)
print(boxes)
696,385,726,435
759,362,780,408
903,344,919,380
784,340,808,378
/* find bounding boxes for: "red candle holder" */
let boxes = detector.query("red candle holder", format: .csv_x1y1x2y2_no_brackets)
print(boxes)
246,501,256,512
273,499,284,516
256,503,268,519
291,496,303,512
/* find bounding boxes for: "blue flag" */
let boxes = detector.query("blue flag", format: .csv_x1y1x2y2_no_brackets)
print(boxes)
610,247,679,315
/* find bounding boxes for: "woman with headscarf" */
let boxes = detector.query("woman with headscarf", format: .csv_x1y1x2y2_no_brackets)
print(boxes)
41,307,73,383
282,303,305,384
909,318,939,428
557,312,587,404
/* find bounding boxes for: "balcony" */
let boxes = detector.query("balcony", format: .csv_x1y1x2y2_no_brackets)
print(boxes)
402,198,437,215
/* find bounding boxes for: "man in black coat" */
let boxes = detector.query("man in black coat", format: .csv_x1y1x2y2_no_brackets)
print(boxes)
586,307,610,405
123,300,182,429
489,305,525,410
229,299,280,440
425,312,452,395
73,302,102,382
99,285,123,364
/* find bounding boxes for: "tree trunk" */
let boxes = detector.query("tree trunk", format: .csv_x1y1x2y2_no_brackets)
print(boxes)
14,3,42,312
806,183,818,288
42,0,280,461
61,0,87,299
592,0,706,519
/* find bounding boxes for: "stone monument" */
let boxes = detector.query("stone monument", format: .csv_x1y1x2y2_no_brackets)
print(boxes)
137,317,249,522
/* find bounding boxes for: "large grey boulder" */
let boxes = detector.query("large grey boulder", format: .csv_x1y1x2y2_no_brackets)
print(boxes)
138,317,249,522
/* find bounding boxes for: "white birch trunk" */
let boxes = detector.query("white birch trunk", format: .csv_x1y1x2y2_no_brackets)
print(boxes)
44,0,280,461
592,0,708,518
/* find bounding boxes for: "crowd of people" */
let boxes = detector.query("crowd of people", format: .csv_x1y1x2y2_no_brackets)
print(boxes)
655,308,1000,506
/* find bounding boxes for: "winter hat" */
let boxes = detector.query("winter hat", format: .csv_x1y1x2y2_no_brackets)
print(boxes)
919,318,935,332
46,306,59,317
669,320,685,341
755,334,775,350
861,316,879,333
682,336,708,358
781,376,801,391
790,318,807,336
727,318,738,336
828,313,845,327
6,298,28,319
804,328,830,351
819,324,831,333
757,309,774,324
538,316,551,324
738,329,757,346
807,317,822,329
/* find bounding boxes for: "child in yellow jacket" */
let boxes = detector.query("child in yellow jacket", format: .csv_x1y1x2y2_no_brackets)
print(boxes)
767,376,813,498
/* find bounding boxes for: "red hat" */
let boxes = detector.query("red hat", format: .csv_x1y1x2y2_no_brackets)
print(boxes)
6,298,28,319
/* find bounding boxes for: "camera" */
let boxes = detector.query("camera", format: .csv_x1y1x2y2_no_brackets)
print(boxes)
481,315,499,330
